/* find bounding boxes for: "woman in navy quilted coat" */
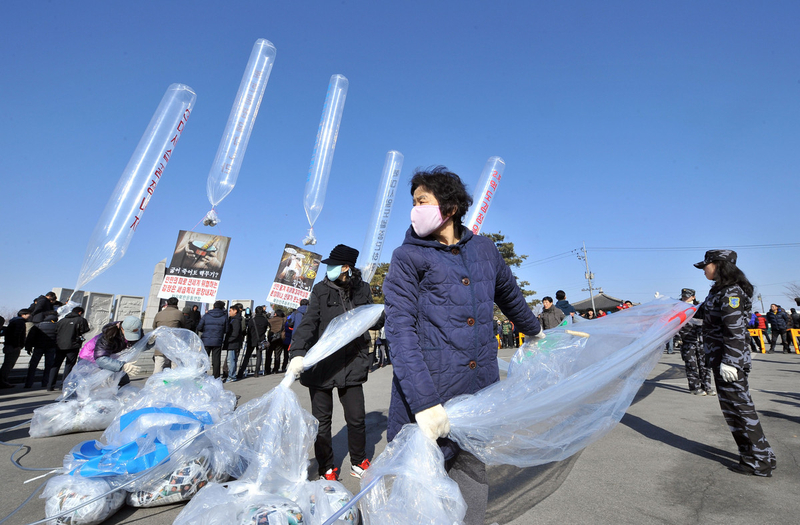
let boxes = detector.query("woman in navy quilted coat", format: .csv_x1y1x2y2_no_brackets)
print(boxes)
383,166,542,524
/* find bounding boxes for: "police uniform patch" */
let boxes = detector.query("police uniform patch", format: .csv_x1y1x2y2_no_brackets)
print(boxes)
729,297,740,308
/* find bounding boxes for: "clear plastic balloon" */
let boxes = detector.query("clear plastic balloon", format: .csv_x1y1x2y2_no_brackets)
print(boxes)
358,299,696,522
359,151,403,284
74,84,196,292
303,74,349,245
206,39,277,219
464,156,505,235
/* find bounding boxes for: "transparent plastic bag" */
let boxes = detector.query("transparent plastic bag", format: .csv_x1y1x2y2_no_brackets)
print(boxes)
43,475,126,525
359,299,695,523
29,332,149,438
446,298,697,467
302,74,349,246
43,328,236,521
464,156,505,235
206,39,277,215
360,425,465,525
126,444,227,507
358,151,404,284
178,367,358,524
75,84,196,292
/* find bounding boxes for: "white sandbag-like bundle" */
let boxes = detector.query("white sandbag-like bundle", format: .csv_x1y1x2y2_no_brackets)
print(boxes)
42,328,235,524
359,298,696,524
29,345,144,438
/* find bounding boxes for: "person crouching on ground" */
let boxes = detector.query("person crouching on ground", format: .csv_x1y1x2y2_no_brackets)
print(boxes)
94,316,143,385
383,166,543,524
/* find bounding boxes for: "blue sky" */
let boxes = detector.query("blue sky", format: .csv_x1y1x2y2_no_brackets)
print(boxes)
2,1,799,315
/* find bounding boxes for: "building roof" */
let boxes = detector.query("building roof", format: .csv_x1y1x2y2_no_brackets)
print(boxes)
571,292,632,313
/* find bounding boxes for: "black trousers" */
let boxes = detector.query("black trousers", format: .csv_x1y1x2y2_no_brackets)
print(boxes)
769,330,786,351
0,347,21,384
205,346,222,378
47,349,79,390
309,385,366,475
25,347,55,388
271,341,287,373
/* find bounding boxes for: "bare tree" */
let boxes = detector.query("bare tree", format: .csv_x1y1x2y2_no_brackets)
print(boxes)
784,283,800,306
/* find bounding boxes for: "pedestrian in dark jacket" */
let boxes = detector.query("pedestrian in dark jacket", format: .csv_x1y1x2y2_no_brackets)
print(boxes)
288,244,378,481
24,311,59,388
268,310,287,374
182,307,197,332
224,306,244,382
539,296,565,330
0,309,31,388
50,307,90,390
695,249,775,476
238,306,270,379
197,301,229,378
383,167,542,524
766,304,790,353
190,305,202,332
554,290,577,318
30,292,57,323
152,297,187,373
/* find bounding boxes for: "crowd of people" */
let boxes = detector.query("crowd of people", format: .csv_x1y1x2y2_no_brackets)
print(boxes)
1,168,796,522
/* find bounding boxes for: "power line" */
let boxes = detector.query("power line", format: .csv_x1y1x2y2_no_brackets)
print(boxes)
518,250,578,268
587,243,800,252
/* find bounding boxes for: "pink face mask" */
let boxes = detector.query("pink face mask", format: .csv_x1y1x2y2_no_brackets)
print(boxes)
411,205,445,237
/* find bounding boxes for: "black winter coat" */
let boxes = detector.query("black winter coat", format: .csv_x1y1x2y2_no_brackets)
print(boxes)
3,317,28,348
766,309,789,331
247,314,269,347
26,314,59,351
56,312,90,350
30,295,54,323
197,308,229,347
290,276,376,389
225,313,245,350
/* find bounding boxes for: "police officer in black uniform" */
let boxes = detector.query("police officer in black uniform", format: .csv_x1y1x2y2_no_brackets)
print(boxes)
695,249,776,477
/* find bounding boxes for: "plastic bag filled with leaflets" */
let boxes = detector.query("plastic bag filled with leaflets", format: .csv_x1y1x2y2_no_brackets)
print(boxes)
359,298,695,523
174,305,387,525
28,330,151,438
42,328,235,523
175,384,358,525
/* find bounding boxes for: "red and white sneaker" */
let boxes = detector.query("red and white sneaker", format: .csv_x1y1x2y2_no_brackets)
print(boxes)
350,458,371,479
320,467,339,481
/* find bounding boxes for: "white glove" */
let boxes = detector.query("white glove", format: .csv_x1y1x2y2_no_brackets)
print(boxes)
287,356,305,378
534,330,546,340
415,404,450,441
719,363,738,382
122,362,141,376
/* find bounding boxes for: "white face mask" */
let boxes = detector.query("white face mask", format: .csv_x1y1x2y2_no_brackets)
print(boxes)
411,205,446,237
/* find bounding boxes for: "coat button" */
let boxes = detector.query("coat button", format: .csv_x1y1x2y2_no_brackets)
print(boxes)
461,277,470,286
467,317,475,326
468,360,477,369
451,247,460,255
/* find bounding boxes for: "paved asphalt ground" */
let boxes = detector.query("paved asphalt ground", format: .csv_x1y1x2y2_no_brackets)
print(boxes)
1,347,798,525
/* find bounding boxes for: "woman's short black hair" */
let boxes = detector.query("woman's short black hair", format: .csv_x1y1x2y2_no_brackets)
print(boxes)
410,166,473,226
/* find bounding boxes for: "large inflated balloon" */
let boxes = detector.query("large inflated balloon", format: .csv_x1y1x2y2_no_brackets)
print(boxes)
359,151,403,284
464,156,505,235
75,84,196,292
302,74,349,245
204,39,277,225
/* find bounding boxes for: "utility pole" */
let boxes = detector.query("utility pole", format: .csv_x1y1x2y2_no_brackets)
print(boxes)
578,242,596,314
